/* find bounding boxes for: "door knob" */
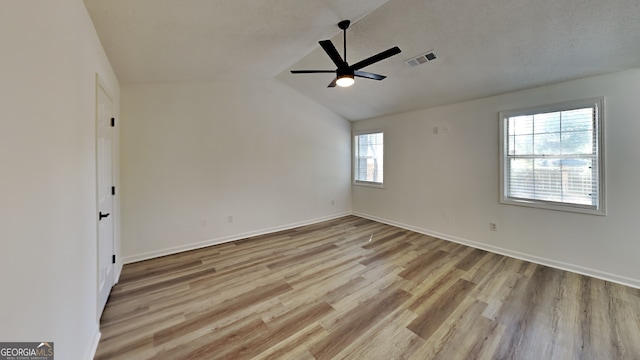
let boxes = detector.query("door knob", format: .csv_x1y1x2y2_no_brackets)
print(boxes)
99,212,110,220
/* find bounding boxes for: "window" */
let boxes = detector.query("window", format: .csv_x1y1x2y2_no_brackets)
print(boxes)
499,98,605,215
354,130,384,187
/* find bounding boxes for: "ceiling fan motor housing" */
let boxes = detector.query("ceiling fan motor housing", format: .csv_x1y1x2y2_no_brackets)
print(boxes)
337,67,354,78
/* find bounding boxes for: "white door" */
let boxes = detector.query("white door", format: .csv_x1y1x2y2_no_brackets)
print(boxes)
97,77,115,317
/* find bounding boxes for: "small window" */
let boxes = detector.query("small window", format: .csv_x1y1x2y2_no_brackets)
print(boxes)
353,130,384,187
499,98,605,215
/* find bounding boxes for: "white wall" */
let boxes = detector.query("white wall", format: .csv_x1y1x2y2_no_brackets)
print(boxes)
121,80,351,261
0,1,120,359
353,69,640,288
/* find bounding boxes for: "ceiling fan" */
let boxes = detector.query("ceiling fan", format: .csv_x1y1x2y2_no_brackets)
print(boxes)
291,20,401,88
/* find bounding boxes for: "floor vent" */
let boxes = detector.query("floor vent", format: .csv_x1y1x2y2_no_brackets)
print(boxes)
406,51,437,67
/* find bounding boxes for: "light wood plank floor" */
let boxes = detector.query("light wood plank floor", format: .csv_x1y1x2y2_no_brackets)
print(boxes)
96,216,640,359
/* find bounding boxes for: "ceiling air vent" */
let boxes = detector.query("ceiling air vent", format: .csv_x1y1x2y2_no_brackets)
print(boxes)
405,51,436,67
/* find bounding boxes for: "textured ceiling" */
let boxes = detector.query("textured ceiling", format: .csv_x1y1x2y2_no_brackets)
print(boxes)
84,0,389,83
85,0,640,121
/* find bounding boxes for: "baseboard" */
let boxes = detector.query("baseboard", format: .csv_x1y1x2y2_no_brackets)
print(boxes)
114,261,123,284
122,212,353,264
353,212,640,290
85,330,101,360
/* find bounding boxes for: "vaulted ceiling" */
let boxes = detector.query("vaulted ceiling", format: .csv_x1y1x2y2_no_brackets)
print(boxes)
85,0,640,121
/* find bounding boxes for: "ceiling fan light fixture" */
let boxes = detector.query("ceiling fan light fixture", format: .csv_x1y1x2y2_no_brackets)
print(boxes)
336,74,355,87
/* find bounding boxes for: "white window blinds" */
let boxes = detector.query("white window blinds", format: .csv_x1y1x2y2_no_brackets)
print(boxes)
501,98,605,214
354,131,384,185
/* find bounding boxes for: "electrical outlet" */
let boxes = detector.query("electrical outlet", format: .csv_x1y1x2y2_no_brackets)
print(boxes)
489,222,497,231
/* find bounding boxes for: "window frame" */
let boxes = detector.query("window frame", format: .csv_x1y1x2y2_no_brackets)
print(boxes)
499,97,606,215
353,129,385,188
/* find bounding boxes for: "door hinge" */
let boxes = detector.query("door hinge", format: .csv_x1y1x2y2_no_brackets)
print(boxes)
112,255,116,264
111,186,116,196
111,117,115,127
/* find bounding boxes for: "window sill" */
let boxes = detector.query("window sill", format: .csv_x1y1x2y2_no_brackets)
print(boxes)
500,197,606,216
353,181,385,189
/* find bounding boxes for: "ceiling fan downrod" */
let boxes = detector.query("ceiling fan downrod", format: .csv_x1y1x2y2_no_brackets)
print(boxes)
338,20,350,63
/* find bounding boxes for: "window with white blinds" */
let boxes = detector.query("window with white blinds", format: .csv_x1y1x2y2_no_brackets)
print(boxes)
499,98,605,215
354,131,384,187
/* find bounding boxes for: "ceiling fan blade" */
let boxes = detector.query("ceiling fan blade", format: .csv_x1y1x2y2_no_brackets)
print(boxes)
291,70,335,74
350,46,401,71
327,78,337,88
319,40,345,68
354,71,386,81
